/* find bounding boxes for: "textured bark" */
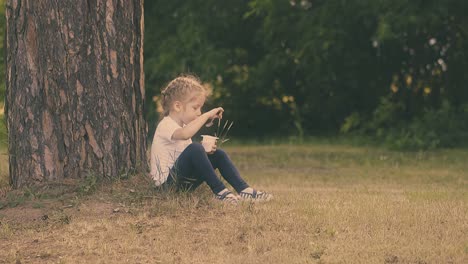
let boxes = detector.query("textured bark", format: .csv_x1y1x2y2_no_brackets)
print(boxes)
5,0,146,188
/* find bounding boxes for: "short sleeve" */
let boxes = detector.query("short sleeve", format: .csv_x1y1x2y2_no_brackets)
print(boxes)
157,117,182,141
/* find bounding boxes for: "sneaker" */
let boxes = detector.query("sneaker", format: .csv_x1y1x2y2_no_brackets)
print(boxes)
239,189,273,202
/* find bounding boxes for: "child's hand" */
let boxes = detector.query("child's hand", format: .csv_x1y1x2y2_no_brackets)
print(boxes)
207,143,217,154
206,107,224,120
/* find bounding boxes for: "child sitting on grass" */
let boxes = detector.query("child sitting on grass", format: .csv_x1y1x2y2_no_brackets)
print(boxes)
150,74,272,204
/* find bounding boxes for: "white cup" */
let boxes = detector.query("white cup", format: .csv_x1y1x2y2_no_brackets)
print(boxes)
201,135,218,152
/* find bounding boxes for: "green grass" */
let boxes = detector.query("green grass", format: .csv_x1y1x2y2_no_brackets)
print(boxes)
0,143,467,263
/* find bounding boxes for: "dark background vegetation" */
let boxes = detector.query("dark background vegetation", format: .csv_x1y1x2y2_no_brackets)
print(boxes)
2,0,468,150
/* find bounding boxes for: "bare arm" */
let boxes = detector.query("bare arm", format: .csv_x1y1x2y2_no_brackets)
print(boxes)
172,107,223,140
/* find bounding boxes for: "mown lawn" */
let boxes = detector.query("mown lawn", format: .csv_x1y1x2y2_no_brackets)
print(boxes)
0,143,467,263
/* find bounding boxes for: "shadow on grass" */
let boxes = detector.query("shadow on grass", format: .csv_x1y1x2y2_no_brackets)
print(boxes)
0,171,216,214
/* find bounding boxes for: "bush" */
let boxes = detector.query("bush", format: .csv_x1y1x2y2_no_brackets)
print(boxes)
342,97,468,150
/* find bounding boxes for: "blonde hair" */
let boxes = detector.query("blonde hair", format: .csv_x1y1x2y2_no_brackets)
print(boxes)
160,74,208,117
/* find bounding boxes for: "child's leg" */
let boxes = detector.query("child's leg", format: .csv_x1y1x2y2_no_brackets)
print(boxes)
171,143,226,194
208,149,249,193
209,149,273,201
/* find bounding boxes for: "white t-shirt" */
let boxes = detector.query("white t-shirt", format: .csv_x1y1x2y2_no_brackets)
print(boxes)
150,116,192,185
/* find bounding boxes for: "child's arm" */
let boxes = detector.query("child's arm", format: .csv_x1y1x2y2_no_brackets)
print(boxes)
172,107,223,140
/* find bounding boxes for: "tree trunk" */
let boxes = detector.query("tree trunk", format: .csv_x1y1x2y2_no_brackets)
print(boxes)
5,0,146,188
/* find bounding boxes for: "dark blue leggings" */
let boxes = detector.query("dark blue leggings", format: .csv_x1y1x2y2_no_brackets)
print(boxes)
165,143,249,194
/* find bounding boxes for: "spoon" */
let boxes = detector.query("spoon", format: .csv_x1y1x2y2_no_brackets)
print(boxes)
206,109,223,128
205,118,217,127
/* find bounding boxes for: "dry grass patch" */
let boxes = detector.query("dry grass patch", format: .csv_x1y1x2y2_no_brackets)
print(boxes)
0,144,467,263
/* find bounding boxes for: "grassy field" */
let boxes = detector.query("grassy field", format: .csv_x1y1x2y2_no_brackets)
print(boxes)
0,143,467,263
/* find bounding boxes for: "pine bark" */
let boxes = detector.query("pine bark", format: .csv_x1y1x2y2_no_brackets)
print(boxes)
5,0,146,188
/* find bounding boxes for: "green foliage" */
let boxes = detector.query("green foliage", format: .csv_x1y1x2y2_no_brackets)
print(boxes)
0,114,7,149
0,191,26,209
0,0,5,101
389,101,468,150
368,96,406,132
144,0,468,147
1,0,467,149
351,98,468,150
78,172,98,195
340,112,362,134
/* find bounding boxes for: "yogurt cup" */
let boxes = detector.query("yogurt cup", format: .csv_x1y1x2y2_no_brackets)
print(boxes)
201,135,218,152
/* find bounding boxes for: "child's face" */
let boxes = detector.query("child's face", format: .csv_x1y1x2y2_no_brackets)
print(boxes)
180,94,205,124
